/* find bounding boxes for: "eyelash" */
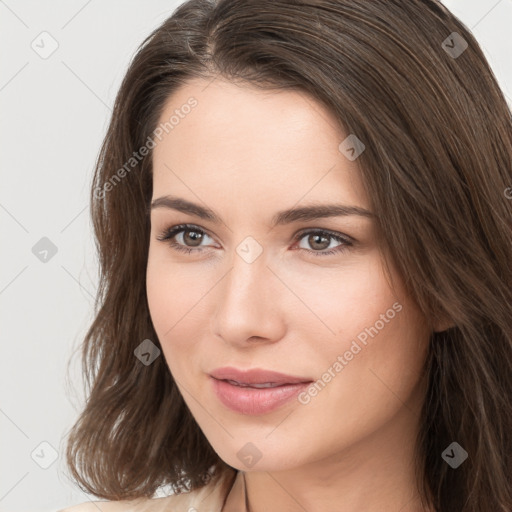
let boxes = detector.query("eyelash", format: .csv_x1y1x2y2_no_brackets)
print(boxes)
156,223,353,257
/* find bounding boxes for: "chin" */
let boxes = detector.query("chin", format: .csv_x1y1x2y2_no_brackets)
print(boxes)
212,439,308,473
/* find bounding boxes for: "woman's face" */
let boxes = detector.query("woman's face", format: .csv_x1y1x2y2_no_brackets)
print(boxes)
146,77,431,472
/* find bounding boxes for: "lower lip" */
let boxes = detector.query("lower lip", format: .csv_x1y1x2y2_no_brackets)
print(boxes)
210,377,311,415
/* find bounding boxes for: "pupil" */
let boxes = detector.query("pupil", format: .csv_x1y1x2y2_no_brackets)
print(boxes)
185,230,202,247
310,234,329,250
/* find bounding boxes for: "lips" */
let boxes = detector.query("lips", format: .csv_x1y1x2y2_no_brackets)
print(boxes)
208,367,314,415
209,366,313,387
223,380,282,389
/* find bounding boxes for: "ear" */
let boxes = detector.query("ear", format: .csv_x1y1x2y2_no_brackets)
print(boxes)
432,313,456,333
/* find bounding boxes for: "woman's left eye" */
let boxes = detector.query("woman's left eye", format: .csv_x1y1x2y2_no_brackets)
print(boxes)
156,224,353,257
294,229,352,256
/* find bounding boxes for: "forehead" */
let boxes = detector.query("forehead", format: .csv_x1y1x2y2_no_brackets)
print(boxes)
151,77,368,216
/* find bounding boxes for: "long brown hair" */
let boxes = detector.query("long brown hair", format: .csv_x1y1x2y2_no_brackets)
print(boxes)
64,1,512,510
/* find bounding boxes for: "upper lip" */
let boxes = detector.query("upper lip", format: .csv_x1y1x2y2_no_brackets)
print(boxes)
209,366,313,385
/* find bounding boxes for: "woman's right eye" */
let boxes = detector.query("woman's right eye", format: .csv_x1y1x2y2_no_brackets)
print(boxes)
156,224,216,254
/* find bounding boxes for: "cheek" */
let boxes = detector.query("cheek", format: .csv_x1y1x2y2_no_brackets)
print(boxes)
146,254,184,359
146,244,197,331
146,251,209,375
319,295,428,427
295,255,429,414
283,254,398,340
146,255,170,334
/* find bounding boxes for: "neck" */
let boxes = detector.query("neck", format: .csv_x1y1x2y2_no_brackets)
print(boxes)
242,403,432,512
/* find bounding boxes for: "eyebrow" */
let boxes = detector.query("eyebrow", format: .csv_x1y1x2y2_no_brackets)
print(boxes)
150,195,375,227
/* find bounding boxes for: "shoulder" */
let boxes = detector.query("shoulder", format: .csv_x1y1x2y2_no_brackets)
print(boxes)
58,492,215,512
58,471,238,512
57,495,195,512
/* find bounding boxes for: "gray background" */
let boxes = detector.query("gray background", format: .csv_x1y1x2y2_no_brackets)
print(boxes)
1,1,511,511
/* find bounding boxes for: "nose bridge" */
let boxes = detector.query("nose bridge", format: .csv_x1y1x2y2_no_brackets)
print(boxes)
212,245,283,344
222,249,269,315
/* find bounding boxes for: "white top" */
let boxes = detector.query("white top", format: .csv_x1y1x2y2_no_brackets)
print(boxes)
58,470,247,512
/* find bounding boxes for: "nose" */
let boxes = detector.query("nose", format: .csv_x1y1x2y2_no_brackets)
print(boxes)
211,249,286,347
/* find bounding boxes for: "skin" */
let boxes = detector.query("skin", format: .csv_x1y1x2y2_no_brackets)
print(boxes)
146,77,439,512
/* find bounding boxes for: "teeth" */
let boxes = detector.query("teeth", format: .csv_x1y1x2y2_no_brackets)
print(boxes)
226,379,282,388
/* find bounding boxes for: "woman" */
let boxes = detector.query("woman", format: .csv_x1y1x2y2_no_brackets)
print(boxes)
61,1,512,511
